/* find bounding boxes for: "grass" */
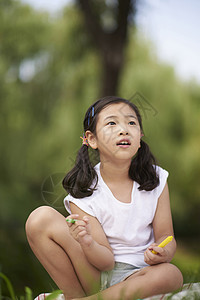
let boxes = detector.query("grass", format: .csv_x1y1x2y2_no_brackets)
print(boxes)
1,271,200,300
0,272,62,300
172,239,200,283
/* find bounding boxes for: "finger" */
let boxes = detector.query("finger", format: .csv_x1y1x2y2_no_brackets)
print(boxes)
145,249,158,262
145,249,153,262
82,217,90,230
144,248,153,259
144,252,148,263
78,230,87,237
66,214,79,226
144,253,154,265
83,216,89,223
154,247,166,257
148,243,157,250
72,225,86,236
67,214,79,219
145,256,155,265
74,220,87,227
73,228,87,241
150,246,164,256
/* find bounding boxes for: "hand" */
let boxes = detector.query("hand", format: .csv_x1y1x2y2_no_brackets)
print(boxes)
144,243,169,265
66,214,93,248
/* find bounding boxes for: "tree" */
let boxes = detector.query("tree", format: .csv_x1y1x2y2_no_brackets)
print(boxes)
76,0,137,96
1,1,200,296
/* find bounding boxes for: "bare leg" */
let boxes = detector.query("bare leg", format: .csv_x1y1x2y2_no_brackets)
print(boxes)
72,263,183,300
25,206,100,300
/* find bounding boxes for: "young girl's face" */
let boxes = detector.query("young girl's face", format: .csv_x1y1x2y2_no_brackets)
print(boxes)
87,102,142,163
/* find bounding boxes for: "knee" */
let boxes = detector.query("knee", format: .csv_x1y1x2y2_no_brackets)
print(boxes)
25,206,57,242
170,264,183,290
160,263,183,291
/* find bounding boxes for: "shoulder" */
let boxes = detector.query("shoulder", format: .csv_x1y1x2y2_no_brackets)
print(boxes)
64,163,104,216
135,166,169,196
64,188,100,216
154,165,169,197
155,165,169,180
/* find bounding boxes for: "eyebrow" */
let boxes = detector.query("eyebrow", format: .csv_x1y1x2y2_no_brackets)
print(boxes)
104,114,137,121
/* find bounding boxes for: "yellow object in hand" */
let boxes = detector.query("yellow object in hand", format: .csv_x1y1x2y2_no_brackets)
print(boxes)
152,236,173,254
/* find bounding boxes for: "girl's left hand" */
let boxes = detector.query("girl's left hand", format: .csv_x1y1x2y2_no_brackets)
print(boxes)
144,243,169,265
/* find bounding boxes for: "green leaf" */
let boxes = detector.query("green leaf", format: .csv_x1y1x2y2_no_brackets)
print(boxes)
45,290,63,300
25,286,33,300
0,272,16,300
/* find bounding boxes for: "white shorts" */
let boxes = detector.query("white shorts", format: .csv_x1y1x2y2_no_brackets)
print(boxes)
100,262,141,291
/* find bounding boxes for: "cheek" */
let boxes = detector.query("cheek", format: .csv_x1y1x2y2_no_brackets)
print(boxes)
131,127,141,138
134,139,141,150
132,131,142,148
99,127,116,144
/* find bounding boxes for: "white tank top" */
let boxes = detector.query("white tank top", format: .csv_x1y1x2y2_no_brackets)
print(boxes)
64,163,169,268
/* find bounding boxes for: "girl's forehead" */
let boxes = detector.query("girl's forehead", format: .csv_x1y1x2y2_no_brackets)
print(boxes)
99,102,137,119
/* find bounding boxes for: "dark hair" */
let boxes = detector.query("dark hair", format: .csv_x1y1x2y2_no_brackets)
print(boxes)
62,96,159,198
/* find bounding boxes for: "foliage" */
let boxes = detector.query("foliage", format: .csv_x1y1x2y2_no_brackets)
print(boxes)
0,0,199,296
0,272,62,300
120,30,200,237
0,272,200,300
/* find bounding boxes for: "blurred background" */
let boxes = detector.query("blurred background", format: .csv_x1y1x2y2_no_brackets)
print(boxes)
0,0,200,297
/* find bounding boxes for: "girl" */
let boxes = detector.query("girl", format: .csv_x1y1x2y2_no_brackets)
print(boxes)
26,96,183,300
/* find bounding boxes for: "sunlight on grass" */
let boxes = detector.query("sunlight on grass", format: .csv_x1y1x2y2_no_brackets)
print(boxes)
172,239,200,283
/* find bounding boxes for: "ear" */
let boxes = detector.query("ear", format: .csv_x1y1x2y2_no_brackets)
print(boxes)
139,132,144,148
85,130,98,149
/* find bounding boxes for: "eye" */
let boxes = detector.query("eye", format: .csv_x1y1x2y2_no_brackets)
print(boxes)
129,121,136,125
107,121,116,126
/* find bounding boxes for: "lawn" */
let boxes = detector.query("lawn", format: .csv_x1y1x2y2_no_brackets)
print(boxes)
172,238,200,283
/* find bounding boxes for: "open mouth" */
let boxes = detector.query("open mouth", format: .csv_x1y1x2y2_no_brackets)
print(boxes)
116,139,131,146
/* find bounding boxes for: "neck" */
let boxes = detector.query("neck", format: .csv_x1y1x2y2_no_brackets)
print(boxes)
100,158,132,184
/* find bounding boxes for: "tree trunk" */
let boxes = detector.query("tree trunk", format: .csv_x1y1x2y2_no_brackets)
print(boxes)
76,0,136,96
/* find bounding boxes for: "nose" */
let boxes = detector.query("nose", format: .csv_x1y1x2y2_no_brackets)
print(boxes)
119,128,129,136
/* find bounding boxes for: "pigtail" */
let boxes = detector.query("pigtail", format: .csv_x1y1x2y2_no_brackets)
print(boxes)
129,140,159,191
63,96,161,197
62,144,98,198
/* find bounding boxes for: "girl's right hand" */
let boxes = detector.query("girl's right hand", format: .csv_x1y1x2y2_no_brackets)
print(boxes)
144,243,169,265
66,214,93,248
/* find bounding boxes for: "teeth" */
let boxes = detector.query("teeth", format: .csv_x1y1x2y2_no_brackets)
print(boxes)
120,141,129,145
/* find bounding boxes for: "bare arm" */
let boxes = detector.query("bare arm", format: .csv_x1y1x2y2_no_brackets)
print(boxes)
144,183,176,265
68,202,115,271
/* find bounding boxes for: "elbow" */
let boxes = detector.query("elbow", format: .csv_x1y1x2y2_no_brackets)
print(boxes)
100,257,115,271
174,238,177,249
166,237,177,262
172,237,177,257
